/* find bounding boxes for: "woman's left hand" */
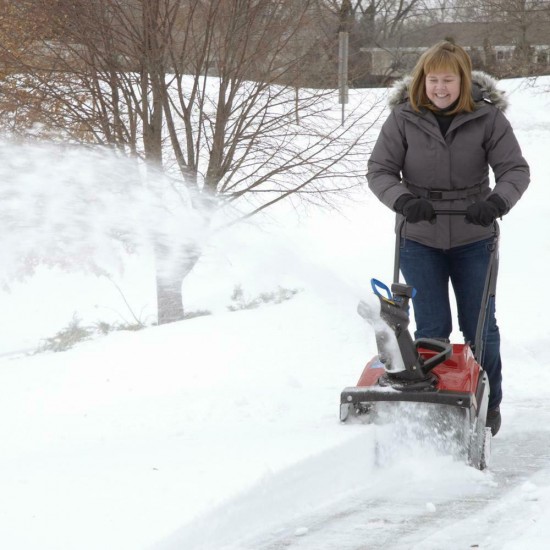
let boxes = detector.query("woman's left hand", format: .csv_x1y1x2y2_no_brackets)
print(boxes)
465,195,507,226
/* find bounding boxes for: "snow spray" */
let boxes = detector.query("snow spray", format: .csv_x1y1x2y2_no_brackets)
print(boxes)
0,141,207,286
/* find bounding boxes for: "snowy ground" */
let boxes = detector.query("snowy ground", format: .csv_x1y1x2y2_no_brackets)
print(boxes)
1,77,550,550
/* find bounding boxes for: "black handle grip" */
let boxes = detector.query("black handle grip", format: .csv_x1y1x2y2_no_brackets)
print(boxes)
415,338,453,372
433,210,468,216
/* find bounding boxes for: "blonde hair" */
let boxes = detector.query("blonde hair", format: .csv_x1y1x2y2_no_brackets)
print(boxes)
409,41,474,114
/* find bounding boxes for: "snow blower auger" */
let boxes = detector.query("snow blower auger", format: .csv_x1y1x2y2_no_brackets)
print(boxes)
340,212,498,470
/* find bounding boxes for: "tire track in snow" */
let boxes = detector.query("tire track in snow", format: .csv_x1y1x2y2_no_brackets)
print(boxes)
254,408,550,550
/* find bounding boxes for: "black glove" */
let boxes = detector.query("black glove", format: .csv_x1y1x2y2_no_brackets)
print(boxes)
394,194,436,224
465,195,508,227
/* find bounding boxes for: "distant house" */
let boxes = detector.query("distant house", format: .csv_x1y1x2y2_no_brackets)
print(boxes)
359,20,550,85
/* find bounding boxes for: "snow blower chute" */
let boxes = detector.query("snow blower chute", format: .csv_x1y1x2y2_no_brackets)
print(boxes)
340,212,498,470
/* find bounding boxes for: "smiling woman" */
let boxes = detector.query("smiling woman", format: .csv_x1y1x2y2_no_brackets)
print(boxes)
366,40,530,437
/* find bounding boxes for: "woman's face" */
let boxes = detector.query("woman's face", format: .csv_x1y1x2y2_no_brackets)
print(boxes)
425,71,461,109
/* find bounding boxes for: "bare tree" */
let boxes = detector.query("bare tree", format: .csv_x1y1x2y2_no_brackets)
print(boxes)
323,0,426,42
316,0,430,85
453,0,550,74
1,0,377,324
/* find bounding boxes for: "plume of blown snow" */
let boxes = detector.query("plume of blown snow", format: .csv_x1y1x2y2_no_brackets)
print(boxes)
0,141,208,286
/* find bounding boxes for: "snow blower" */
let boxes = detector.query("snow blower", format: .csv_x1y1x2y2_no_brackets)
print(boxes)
340,212,498,470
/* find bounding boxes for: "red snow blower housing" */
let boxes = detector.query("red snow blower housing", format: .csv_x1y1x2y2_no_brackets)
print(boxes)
340,213,497,470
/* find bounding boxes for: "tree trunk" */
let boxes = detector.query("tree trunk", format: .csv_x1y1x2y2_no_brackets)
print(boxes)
155,243,202,325
156,275,185,325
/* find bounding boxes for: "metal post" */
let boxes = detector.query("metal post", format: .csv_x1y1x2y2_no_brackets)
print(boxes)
338,31,349,126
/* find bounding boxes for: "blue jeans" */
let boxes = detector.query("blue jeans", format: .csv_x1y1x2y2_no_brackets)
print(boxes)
399,237,502,410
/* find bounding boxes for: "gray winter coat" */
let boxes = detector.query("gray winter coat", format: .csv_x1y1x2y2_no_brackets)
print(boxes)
367,71,530,249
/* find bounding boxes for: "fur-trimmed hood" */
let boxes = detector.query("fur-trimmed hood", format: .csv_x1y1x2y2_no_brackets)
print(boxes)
388,70,508,111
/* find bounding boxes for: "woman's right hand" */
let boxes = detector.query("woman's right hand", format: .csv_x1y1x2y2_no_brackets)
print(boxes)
394,195,436,224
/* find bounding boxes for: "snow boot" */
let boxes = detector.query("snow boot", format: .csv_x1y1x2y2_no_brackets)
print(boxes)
486,406,501,436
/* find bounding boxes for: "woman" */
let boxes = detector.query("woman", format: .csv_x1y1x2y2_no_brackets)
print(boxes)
367,41,529,436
